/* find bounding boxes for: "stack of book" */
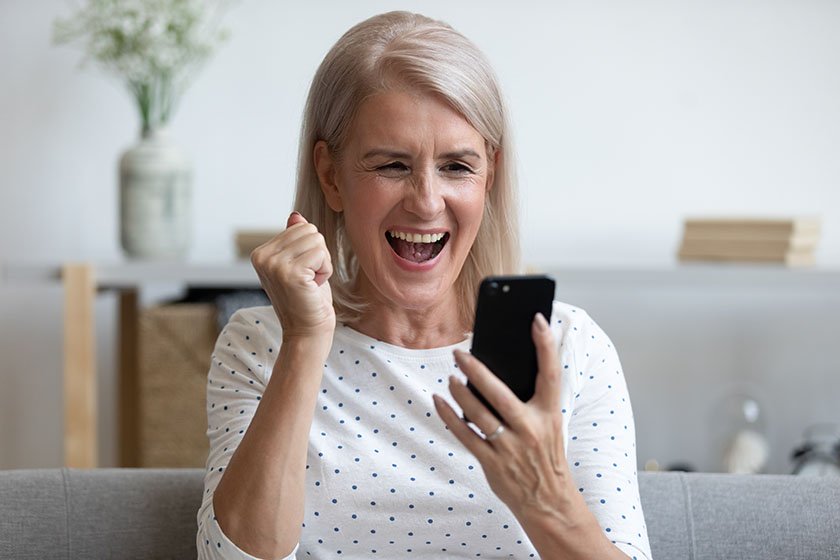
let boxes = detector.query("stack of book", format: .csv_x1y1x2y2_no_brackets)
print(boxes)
677,217,820,267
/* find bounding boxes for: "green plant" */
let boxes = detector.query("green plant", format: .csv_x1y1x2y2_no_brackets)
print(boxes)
54,0,231,133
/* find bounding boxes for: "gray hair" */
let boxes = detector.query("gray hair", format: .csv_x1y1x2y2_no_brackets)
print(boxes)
294,10,520,327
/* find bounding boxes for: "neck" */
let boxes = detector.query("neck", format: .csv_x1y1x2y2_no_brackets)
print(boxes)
349,295,469,350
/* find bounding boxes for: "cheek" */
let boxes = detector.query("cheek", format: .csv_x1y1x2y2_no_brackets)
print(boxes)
340,177,395,220
452,186,488,232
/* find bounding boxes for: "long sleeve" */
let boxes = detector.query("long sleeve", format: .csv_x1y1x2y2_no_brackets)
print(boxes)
196,303,651,559
557,303,652,560
195,309,298,560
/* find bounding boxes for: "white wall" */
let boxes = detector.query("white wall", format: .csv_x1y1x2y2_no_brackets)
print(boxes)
2,1,839,471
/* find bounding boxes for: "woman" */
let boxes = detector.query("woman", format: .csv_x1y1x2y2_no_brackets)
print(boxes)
197,11,651,560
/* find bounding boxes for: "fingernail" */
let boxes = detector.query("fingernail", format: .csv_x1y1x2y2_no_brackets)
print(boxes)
534,312,549,331
452,353,471,376
286,211,302,228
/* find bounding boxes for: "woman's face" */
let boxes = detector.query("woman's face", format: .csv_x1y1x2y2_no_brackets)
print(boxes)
316,89,494,320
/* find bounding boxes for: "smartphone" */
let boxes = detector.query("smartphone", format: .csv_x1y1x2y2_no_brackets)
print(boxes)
467,275,556,423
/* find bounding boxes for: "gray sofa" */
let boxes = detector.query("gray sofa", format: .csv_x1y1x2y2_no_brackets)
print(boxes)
1,468,838,559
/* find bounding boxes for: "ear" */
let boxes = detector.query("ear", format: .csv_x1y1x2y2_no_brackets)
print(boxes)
314,140,343,212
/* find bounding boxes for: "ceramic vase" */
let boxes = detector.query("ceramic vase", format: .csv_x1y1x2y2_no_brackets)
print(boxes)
119,127,192,259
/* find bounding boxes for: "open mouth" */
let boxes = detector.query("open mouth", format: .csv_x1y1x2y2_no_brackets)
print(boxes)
386,230,450,264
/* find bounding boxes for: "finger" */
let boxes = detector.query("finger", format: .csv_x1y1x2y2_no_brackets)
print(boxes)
286,211,307,228
432,394,493,462
277,221,318,248
276,229,328,263
253,224,324,274
531,312,562,411
269,239,332,286
453,350,528,432
252,225,333,299
447,374,503,438
252,222,317,265
311,246,333,287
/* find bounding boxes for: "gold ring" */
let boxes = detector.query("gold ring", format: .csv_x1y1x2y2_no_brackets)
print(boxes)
485,424,505,442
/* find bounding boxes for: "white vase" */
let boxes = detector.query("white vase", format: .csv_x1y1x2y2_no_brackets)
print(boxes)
119,127,192,259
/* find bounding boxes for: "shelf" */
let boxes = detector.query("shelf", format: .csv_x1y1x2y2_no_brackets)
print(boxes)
1,260,260,289
1,257,837,468
543,263,840,291
2,260,838,292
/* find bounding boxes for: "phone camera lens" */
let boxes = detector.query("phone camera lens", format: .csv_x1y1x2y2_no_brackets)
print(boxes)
487,281,499,296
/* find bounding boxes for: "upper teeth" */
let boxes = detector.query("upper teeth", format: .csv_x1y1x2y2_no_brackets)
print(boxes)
389,231,446,243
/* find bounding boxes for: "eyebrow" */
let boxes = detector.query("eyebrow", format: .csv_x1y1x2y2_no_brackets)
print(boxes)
361,149,411,160
439,149,483,161
360,148,484,161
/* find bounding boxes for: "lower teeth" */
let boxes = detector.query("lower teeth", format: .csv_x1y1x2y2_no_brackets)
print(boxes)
388,238,445,262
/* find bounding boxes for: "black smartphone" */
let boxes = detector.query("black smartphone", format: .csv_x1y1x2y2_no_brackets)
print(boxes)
467,275,556,423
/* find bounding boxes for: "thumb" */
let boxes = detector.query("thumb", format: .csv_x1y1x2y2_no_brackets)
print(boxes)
532,312,562,411
286,211,307,229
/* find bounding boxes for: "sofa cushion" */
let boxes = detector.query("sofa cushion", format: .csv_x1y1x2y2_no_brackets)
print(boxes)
638,471,690,558
0,469,67,560
639,471,840,560
686,473,840,559
3,468,840,559
0,468,203,560
66,468,202,559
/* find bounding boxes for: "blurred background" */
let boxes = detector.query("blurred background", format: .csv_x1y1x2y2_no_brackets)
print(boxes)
1,1,839,474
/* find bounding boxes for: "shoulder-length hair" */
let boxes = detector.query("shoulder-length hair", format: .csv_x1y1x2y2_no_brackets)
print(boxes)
294,10,520,328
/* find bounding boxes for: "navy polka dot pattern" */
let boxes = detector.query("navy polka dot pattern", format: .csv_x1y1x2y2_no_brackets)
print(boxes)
196,302,651,559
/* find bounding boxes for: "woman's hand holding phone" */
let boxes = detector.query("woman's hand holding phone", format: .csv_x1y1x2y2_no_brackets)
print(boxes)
432,275,614,554
432,311,589,527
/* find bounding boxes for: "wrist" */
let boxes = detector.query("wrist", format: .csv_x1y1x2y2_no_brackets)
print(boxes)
516,493,587,536
280,320,336,342
282,329,333,347
264,330,333,385
515,493,619,560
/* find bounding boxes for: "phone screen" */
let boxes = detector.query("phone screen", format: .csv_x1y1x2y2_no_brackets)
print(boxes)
467,275,556,422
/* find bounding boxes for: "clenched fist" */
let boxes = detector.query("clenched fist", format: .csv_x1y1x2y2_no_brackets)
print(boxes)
250,212,336,341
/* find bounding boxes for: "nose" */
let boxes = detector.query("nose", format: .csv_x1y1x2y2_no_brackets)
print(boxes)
403,169,445,220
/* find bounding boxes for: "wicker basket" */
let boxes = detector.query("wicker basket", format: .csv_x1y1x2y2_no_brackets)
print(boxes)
137,303,218,467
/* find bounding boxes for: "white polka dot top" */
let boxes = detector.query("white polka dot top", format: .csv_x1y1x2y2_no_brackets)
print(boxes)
196,301,652,560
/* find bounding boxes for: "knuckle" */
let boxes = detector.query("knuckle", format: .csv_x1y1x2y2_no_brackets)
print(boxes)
260,253,290,277
496,395,520,420
494,392,512,412
250,248,265,268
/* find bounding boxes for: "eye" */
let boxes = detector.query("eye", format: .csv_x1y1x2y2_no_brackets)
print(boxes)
378,162,409,171
376,162,410,177
441,162,474,175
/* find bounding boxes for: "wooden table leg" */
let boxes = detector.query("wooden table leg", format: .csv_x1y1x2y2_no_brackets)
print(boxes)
118,289,140,467
62,264,97,468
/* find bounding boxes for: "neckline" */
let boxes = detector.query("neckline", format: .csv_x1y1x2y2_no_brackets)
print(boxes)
335,323,471,359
